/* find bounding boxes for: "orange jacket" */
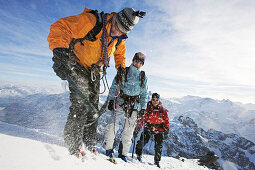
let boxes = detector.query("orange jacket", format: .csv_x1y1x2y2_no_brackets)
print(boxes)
47,8,126,69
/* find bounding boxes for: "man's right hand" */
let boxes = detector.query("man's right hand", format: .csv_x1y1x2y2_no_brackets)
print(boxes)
108,100,114,111
133,126,140,138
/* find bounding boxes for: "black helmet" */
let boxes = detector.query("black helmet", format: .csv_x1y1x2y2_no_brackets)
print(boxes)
152,93,160,99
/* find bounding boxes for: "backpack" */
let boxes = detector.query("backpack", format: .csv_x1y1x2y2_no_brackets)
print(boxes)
69,10,122,51
124,67,146,87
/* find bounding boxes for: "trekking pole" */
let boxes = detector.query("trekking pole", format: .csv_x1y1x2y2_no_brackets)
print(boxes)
132,137,136,158
148,133,154,151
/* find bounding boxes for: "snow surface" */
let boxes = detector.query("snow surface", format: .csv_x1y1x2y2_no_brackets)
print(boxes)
0,129,209,170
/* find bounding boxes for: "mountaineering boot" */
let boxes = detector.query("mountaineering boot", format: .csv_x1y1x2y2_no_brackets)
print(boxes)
137,154,142,162
75,144,86,161
106,149,114,157
106,149,117,164
92,148,99,155
118,154,127,162
155,161,160,168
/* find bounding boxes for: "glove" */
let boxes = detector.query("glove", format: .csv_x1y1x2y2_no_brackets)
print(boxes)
108,100,114,111
133,126,140,138
138,109,145,118
115,66,126,83
163,130,169,140
52,48,70,80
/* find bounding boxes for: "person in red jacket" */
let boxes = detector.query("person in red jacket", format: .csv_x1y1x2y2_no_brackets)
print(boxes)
134,93,170,168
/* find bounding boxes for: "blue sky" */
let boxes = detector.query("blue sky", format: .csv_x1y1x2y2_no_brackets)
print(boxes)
0,0,255,103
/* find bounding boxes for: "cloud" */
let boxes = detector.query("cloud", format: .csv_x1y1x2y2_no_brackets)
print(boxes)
164,1,254,80
126,0,255,103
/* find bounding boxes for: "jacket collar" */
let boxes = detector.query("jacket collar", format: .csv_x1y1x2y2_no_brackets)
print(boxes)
130,63,141,72
150,101,162,110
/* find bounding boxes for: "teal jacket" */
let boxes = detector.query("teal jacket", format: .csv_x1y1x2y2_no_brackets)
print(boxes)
109,64,148,110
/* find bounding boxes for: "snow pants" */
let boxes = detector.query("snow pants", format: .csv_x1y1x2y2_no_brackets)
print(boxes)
52,48,100,155
104,107,138,156
135,130,164,162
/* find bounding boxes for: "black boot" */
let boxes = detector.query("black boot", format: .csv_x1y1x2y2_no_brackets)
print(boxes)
155,161,160,168
137,154,142,162
106,149,114,158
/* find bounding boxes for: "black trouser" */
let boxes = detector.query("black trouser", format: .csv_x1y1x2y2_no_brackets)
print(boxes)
135,129,164,162
52,48,100,154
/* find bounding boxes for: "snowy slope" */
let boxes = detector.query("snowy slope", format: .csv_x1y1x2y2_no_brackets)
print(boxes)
0,129,208,170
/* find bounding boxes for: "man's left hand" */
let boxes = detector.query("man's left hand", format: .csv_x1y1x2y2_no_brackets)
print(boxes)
138,109,145,118
116,66,126,83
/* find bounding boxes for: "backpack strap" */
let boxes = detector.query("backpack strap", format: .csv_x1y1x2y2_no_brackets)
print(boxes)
69,10,103,51
140,71,145,86
125,66,130,82
159,106,163,118
115,38,122,49
147,101,152,114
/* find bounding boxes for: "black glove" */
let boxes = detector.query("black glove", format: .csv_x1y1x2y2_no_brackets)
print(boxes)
115,66,126,83
108,100,114,111
163,130,169,140
138,109,145,118
52,48,71,80
133,126,140,138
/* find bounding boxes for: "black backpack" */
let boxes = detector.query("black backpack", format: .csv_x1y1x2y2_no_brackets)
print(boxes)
69,10,122,51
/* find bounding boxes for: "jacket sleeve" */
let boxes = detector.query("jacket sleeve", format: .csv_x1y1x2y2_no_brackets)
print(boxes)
163,108,170,131
113,40,126,69
47,8,96,51
139,76,148,109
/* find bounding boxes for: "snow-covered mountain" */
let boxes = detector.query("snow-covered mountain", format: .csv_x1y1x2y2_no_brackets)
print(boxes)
164,117,255,169
1,85,254,143
0,85,255,169
0,81,66,98
162,95,255,143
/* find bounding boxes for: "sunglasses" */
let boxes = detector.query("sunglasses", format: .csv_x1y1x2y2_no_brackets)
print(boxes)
152,98,159,102
134,59,144,65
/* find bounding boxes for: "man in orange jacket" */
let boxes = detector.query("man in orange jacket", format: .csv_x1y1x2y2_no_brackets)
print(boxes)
134,93,170,168
47,7,145,157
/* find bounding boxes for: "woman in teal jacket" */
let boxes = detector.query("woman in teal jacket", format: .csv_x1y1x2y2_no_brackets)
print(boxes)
104,52,148,163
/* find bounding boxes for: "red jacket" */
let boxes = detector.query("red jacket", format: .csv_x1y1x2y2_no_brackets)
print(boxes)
138,101,170,133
